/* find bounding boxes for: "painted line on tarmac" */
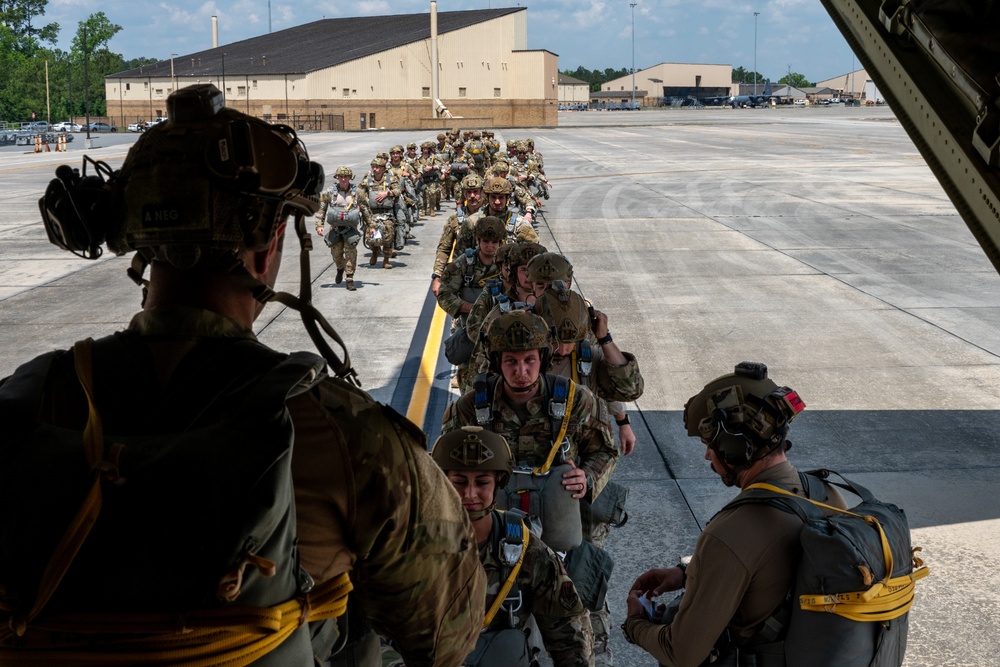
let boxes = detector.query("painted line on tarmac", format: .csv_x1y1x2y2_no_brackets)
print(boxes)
404,297,449,432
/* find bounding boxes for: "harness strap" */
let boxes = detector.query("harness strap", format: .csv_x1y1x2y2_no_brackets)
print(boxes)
483,520,529,629
532,378,576,476
0,573,352,666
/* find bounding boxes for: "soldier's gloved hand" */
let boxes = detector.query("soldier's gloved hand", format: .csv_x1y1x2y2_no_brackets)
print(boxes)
561,459,589,500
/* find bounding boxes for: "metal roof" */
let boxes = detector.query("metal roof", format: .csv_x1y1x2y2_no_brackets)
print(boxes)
109,8,525,79
558,73,588,85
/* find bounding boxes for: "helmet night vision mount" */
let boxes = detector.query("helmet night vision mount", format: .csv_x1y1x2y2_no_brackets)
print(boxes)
37,84,359,385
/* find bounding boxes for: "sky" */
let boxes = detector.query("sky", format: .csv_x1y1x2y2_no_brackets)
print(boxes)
41,0,862,84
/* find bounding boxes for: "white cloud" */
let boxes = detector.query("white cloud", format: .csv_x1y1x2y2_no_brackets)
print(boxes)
571,1,606,29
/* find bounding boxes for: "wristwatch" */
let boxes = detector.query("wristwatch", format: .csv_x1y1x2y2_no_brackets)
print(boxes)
615,414,630,426
596,332,613,345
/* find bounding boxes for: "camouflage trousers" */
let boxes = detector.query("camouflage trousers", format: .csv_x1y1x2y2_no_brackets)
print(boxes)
423,184,441,214
328,229,360,276
589,520,614,666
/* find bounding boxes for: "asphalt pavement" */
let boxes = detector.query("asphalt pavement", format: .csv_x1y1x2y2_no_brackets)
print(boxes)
1,105,997,666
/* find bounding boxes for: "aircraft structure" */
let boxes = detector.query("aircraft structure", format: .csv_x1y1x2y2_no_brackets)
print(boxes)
701,80,774,108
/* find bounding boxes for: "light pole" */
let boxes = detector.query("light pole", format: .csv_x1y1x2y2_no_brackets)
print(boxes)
170,53,177,93
753,11,760,96
630,2,637,109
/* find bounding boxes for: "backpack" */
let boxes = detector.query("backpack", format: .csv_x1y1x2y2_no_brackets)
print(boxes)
725,470,929,667
0,333,339,665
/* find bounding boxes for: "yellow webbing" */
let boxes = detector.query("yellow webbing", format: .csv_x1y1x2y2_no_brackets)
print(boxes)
0,572,353,666
482,516,530,629
532,379,576,476
744,482,929,622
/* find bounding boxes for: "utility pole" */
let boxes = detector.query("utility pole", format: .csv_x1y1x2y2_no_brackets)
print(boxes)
630,2,637,109
753,11,760,96
170,53,177,93
84,24,91,141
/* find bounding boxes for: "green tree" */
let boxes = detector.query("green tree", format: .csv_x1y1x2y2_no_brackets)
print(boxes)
778,72,812,88
732,66,765,84
70,13,125,118
0,0,59,53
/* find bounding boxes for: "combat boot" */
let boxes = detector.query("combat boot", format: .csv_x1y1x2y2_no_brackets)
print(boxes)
335,268,344,284
369,248,379,266
345,277,356,291
383,259,393,269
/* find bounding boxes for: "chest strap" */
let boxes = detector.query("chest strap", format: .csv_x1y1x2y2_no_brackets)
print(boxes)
534,376,576,475
483,511,530,629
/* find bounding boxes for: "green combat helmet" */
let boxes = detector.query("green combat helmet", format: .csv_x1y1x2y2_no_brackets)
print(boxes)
486,310,553,373
334,166,354,179
370,157,386,168
475,216,506,243
532,284,589,344
525,252,573,284
483,177,513,195
492,159,510,174
407,142,418,150
390,145,404,154
507,241,547,269
683,362,806,483
461,173,485,191
431,426,514,518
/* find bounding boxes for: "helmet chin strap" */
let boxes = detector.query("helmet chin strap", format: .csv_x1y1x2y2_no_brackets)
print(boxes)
466,500,497,521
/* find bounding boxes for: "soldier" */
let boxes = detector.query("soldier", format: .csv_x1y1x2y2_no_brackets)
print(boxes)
463,241,548,393
446,139,474,202
405,142,424,217
387,144,418,240
533,280,645,665
466,130,491,178
315,165,362,291
357,157,403,270
8,84,484,665
484,130,501,161
431,427,594,667
431,173,486,296
442,312,620,664
417,141,444,217
437,215,505,390
513,140,551,201
477,177,538,243
489,158,538,214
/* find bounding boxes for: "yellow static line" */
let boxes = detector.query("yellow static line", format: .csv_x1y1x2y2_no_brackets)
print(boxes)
405,303,449,427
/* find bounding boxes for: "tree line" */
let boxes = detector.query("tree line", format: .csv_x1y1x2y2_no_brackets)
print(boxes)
0,0,156,123
561,65,814,92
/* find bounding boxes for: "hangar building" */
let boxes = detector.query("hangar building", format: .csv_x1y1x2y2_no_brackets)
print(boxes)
598,62,732,106
104,7,558,130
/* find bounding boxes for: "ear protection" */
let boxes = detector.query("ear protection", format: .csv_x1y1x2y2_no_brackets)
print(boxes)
39,158,116,260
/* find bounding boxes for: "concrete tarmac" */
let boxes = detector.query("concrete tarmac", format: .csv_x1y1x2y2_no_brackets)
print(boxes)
1,106,997,666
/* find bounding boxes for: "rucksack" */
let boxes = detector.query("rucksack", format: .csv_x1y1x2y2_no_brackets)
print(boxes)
725,469,929,667
0,333,343,664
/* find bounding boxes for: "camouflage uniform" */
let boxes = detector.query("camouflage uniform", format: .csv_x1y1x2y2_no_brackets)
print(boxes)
387,151,418,238
433,199,484,278
488,161,537,213
315,180,361,289
469,208,538,245
478,512,593,667
442,375,619,503
416,144,444,216
437,250,501,389
445,144,474,201
466,132,492,179
357,166,403,267
1,306,486,666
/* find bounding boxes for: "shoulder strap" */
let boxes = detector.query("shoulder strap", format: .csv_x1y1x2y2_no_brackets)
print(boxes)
533,375,575,475
473,373,495,426
483,510,530,629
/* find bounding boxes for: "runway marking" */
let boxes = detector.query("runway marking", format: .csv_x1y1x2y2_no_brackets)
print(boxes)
405,301,448,427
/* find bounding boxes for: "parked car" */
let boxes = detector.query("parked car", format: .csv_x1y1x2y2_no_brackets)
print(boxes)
51,121,82,132
127,121,149,132
85,122,118,132
43,132,73,143
24,121,49,133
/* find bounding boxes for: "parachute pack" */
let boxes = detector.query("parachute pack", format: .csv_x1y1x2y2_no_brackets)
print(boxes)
725,470,929,667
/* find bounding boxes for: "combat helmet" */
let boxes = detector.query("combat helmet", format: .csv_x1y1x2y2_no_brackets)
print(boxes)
475,215,506,243
38,83,358,384
526,252,573,284
460,173,485,191
533,283,590,343
507,241,547,269
436,133,447,142
496,242,518,266
376,151,390,162
334,166,354,179
492,159,510,174
486,310,554,374
452,139,465,149
483,177,514,195
389,144,404,154
421,140,435,150
407,142,418,150
683,362,805,480
370,157,386,168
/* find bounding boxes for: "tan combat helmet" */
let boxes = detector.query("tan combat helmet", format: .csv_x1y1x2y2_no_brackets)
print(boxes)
431,426,514,517
407,142,418,150
496,242,518,266
460,173,485,191
370,157,386,168
507,241,547,269
483,177,514,195
334,166,354,179
486,310,554,373
492,159,510,174
525,252,573,284
475,215,506,243
683,362,806,476
533,283,590,343
389,144,404,154
436,133,447,142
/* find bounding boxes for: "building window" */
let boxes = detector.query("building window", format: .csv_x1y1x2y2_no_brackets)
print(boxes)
155,88,164,96
226,87,231,95
277,113,287,120
422,87,430,98
237,86,246,96
252,80,258,89
343,88,350,97
125,83,130,91
143,82,149,91
459,87,467,97
494,87,501,98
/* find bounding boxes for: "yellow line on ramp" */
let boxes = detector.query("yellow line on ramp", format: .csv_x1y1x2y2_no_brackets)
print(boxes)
405,303,449,427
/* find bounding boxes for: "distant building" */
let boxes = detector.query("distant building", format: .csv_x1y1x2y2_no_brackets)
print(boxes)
558,73,590,105
814,68,870,101
599,62,732,107
104,8,558,130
